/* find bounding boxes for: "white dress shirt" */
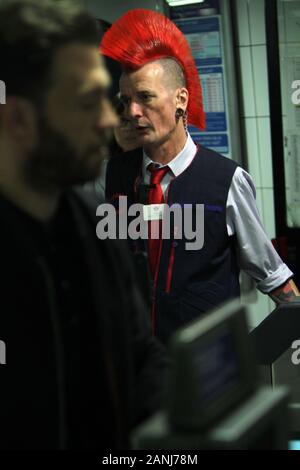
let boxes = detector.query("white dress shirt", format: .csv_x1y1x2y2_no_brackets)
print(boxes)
142,133,293,294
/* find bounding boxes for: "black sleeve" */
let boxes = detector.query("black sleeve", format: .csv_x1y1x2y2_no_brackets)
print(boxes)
130,282,170,426
105,148,143,201
75,179,169,428
105,151,152,308
105,154,124,200
113,241,170,427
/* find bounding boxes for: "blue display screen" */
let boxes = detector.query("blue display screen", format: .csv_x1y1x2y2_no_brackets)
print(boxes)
193,327,240,405
288,440,300,450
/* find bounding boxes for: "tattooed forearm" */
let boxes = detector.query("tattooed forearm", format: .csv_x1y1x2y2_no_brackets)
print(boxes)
269,280,300,304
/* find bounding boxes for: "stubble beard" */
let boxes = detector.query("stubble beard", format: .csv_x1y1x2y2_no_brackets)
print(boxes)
23,115,109,194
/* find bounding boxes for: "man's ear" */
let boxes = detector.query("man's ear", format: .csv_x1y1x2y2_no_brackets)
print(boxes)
176,87,189,111
1,96,38,149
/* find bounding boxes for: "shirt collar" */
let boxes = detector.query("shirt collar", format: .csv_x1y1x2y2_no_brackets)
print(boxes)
142,133,197,178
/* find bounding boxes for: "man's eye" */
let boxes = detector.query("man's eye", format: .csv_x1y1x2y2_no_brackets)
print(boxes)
141,94,151,101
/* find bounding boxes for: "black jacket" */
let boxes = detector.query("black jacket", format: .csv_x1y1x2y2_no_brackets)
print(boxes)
0,189,168,450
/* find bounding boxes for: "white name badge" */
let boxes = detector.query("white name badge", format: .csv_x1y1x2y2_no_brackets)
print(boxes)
143,204,166,221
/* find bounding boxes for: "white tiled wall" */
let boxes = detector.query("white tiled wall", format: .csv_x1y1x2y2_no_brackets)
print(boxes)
234,0,277,326
239,48,256,117
248,0,266,45
251,45,270,116
244,118,261,185
256,117,273,188
235,0,251,46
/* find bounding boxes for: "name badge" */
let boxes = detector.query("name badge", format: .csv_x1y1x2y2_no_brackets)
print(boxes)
143,204,166,221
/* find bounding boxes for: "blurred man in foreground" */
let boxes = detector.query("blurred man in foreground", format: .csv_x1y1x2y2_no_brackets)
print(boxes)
0,0,168,450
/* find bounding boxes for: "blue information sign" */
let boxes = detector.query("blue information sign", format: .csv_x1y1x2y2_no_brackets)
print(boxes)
190,132,229,155
175,17,221,67
172,11,230,155
170,0,220,20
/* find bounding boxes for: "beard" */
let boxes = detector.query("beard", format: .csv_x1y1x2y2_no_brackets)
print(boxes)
23,114,112,194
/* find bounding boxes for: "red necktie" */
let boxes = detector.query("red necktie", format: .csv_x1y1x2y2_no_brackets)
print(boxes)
147,164,169,278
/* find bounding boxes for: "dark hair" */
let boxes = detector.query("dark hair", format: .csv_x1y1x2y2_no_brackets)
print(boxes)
112,93,125,117
0,0,100,103
109,93,126,157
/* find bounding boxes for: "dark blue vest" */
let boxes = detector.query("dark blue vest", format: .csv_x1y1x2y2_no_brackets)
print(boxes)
106,145,240,344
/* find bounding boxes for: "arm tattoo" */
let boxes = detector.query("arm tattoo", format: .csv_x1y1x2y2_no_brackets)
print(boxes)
269,280,300,304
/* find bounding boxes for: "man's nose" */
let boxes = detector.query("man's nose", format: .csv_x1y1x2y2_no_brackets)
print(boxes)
128,101,143,119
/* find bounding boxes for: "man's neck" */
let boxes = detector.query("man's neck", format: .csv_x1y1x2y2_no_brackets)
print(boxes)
144,126,187,165
1,184,60,222
0,170,60,223
0,145,61,222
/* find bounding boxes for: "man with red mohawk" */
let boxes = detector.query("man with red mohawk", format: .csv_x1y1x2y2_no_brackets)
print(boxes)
102,9,298,344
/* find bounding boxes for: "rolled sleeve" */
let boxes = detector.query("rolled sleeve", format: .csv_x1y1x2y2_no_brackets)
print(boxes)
256,264,293,294
227,167,293,293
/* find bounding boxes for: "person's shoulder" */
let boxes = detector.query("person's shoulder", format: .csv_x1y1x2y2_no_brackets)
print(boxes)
68,188,134,275
231,166,257,196
69,188,131,249
198,144,238,165
106,148,143,196
196,145,239,173
72,186,105,208
109,147,143,169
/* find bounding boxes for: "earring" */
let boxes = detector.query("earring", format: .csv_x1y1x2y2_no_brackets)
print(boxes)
175,108,184,121
175,108,188,135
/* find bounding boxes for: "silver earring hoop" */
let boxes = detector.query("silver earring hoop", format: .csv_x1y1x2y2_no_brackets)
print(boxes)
183,110,188,135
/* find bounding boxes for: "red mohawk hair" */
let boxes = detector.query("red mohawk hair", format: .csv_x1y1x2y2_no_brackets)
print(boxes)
100,9,205,131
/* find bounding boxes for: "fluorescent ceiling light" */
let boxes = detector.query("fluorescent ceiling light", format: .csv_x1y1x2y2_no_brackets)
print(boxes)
167,0,205,6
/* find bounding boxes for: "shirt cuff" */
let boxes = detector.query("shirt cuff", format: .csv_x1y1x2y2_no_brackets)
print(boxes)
256,264,294,294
